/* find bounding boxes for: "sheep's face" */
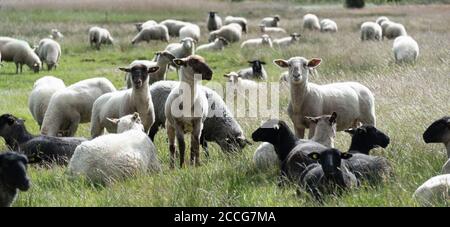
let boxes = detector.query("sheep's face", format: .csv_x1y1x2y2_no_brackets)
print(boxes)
173,55,213,81
291,33,301,41
119,64,159,89
252,119,289,145
31,62,40,73
273,57,321,84
209,12,217,18
261,35,272,45
223,72,240,84
304,112,337,138
0,152,30,191
248,60,266,77
0,114,19,137
308,149,352,176
181,38,195,50
108,113,144,133
423,116,450,144
345,125,390,150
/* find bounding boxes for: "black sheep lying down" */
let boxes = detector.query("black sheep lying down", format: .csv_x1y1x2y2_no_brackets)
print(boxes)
0,114,86,165
0,152,30,207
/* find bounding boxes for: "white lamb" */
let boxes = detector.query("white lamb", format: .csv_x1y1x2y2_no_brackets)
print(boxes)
392,35,419,63
224,16,248,33
69,113,161,185
179,24,201,42
320,19,338,33
303,14,320,31
273,33,301,47
413,174,450,206
360,22,382,41
35,38,61,71
240,34,273,49
196,37,228,52
88,26,114,50
208,23,242,43
131,24,169,44
0,38,41,74
164,37,195,59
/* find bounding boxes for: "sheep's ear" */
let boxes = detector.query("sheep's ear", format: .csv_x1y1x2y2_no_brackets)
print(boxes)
173,59,186,66
223,74,231,78
260,61,266,65
107,118,120,125
148,66,160,73
308,152,320,160
247,60,255,64
304,116,319,124
329,112,337,124
273,59,289,68
341,152,352,160
119,67,131,72
307,58,322,68
344,128,356,135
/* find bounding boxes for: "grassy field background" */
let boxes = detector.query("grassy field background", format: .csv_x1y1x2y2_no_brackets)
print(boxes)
0,0,449,206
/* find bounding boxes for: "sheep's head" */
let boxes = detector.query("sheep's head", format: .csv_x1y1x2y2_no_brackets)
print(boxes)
423,116,450,144
261,34,272,46
273,57,321,84
119,64,159,89
274,15,280,22
252,119,290,145
209,11,217,18
308,149,352,177
31,61,41,73
248,60,266,78
134,23,143,32
304,112,337,139
180,37,195,50
0,114,25,138
107,112,144,133
290,33,301,41
0,152,30,192
345,125,390,153
223,72,240,84
173,55,213,81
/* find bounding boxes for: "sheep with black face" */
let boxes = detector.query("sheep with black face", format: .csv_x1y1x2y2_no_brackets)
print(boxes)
237,60,268,80
423,116,450,158
0,152,30,207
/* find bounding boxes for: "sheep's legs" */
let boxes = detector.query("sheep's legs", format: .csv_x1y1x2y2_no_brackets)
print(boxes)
294,125,305,139
176,130,186,168
190,120,202,167
167,123,176,169
200,133,210,158
308,125,316,139
67,115,80,137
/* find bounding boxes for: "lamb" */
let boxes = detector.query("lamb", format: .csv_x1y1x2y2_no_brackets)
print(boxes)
179,24,201,42
208,23,242,43
196,37,228,52
320,19,338,33
240,34,273,49
360,22,382,41
165,55,213,168
135,20,157,32
164,37,196,59
88,26,114,50
90,64,159,138
392,35,419,63
224,16,248,33
41,77,116,137
273,33,301,47
303,14,320,31
259,24,287,36
69,113,161,185
28,76,66,127
413,174,450,206
0,152,30,207
376,16,389,26
223,71,258,100
35,38,61,70
131,24,169,44
49,29,64,40
423,116,450,158
237,60,268,80
160,19,191,37
0,114,86,165
381,21,407,40
260,15,280,27
0,38,41,74
273,57,376,139
207,11,222,32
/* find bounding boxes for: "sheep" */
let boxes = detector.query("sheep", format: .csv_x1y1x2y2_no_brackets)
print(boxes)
49,29,64,40
135,20,157,32
240,34,273,49
273,57,376,139
223,71,258,93
160,19,191,37
237,60,268,80
345,125,390,155
208,23,242,43
423,116,450,158
164,37,196,59
360,22,382,41
303,14,320,31
0,114,86,165
393,35,419,64
207,11,222,32
0,152,30,207
148,80,249,154
69,113,161,185
260,15,280,27
273,33,301,47
196,37,229,52
165,55,213,168
320,19,338,33
131,24,170,44
413,174,450,206
35,38,61,71
224,16,248,33
259,24,287,36
0,38,41,74
90,64,159,138
41,77,116,137
88,26,114,50
28,76,66,127
381,21,407,40
179,23,201,42
376,16,389,26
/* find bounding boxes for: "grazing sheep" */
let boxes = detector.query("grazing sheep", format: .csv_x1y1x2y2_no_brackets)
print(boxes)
196,37,229,52
224,16,248,33
49,29,64,40
41,78,116,137
160,19,191,37
259,24,287,36
303,14,320,31
131,24,170,44
91,64,159,138
273,33,301,47
261,15,280,27
240,34,273,49
360,22,382,41
273,57,376,139
165,37,196,59
28,76,66,127
381,21,407,39
135,20,157,32
237,60,268,80
35,38,61,70
320,19,338,33
0,152,30,207
165,55,213,167
207,12,222,32
0,38,41,74
88,26,114,50
423,116,450,158
208,23,242,43
179,24,201,42
0,114,86,165
393,36,419,64
413,174,450,206
69,113,161,185
376,16,389,26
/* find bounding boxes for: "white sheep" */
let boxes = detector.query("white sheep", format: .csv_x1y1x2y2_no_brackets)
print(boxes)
381,21,407,39
0,38,41,74
164,37,196,59
160,19,191,37
223,71,258,97
35,38,61,71
207,12,222,32
303,14,320,31
360,22,382,41
28,76,66,127
41,77,116,137
179,24,201,42
273,33,301,47
392,35,419,63
131,24,169,44
320,19,338,33
260,15,280,27
376,16,389,26
208,23,242,43
273,57,376,139
88,26,114,50
224,16,248,33
413,174,450,206
240,34,273,49
91,63,159,138
69,113,161,185
49,29,64,40
196,37,229,52
135,20,157,32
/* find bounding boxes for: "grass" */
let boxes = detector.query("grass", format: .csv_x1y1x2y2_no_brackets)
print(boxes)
0,1,449,207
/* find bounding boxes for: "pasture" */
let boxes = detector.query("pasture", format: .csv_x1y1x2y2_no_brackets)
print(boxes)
0,0,449,206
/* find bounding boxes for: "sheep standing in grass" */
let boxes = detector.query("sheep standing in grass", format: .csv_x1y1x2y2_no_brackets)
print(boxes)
273,33,301,47
207,12,222,32
88,26,114,50
273,57,376,139
376,16,389,26
224,16,248,33
0,39,41,74
237,60,268,80
240,34,273,49
135,20,157,32
165,37,196,59
179,24,201,42
49,29,64,40
259,24,287,36
381,21,407,40
41,78,116,137
0,152,30,207
90,64,159,138
413,174,450,206
261,15,280,27
303,14,320,31
69,113,161,185
28,76,66,127
360,22,382,41
320,19,338,33
131,24,170,44
160,19,190,37
208,23,242,43
35,38,61,71
196,37,228,52
393,36,419,64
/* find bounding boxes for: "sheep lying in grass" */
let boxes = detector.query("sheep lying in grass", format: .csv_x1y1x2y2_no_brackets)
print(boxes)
35,38,61,71
135,20,157,32
165,37,196,59
303,14,320,31
208,23,242,43
320,19,338,33
273,57,376,139
0,152,30,207
88,26,114,50
381,21,407,40
69,113,161,185
393,36,419,64
160,19,191,37
240,34,273,49
131,24,170,44
49,29,64,40
273,33,301,47
207,12,222,32
224,16,248,33
237,60,268,80
361,22,382,41
0,38,41,74
260,15,280,27
413,174,450,206
180,24,201,42
41,78,116,137
196,37,229,52
28,76,66,127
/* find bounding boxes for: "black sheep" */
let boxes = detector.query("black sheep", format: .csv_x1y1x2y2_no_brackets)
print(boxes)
0,152,30,207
